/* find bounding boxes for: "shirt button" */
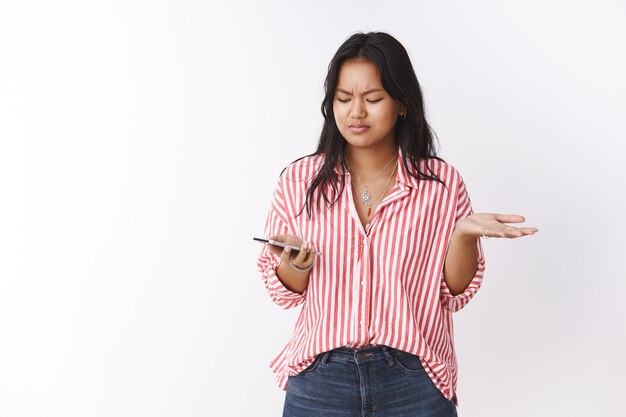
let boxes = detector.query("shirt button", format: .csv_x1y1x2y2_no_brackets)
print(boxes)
361,279,365,285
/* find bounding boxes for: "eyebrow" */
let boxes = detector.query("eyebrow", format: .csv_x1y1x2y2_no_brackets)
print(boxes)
335,88,383,95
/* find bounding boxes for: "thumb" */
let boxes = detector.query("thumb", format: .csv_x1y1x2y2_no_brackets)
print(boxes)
494,214,526,223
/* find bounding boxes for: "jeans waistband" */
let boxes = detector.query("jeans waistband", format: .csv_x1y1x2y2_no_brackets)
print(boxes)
318,344,398,366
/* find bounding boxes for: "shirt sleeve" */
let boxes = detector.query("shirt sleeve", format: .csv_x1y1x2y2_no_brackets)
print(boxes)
440,172,486,313
256,173,308,310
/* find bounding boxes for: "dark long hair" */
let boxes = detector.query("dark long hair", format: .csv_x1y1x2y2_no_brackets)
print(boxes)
281,31,447,219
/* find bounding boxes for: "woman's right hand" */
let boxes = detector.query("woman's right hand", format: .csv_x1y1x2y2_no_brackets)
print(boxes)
268,234,317,270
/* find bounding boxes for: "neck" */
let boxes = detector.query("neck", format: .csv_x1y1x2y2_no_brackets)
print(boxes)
345,142,399,178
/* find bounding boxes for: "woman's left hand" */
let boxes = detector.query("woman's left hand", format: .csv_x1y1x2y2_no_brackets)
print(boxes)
455,213,539,239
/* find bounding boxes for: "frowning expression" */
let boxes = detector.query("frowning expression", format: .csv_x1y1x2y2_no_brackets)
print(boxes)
333,59,405,149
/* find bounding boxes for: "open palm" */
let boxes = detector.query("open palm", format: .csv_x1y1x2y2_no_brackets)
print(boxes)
456,213,539,239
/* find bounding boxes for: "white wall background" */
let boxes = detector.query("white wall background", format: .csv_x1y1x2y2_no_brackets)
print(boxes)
1,1,624,416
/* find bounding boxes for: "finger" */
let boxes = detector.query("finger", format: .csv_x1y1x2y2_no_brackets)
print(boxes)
494,214,526,224
504,226,538,236
507,229,524,238
498,227,538,239
305,242,316,262
484,227,508,238
296,241,309,263
494,230,507,238
279,244,292,261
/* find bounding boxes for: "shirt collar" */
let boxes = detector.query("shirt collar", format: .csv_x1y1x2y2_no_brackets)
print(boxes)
333,148,419,189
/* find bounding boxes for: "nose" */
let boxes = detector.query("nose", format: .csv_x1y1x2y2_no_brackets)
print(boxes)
350,99,366,119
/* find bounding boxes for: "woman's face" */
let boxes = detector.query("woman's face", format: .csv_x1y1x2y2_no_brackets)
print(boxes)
333,59,404,151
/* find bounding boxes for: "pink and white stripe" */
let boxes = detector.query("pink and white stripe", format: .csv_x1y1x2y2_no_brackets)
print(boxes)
257,148,485,407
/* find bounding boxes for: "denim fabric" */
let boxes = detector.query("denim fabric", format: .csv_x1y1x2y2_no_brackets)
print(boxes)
282,345,458,417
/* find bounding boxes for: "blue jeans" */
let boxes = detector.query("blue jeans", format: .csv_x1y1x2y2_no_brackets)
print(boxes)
283,345,458,417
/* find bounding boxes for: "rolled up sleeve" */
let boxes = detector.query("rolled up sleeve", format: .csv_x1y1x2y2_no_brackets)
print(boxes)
440,174,486,313
256,174,307,310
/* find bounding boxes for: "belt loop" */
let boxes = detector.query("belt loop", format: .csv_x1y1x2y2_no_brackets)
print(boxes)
381,345,394,366
320,350,331,365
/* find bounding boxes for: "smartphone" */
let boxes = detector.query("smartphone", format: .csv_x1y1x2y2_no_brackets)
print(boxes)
253,237,322,256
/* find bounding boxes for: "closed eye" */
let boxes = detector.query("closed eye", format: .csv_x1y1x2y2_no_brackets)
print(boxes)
337,99,383,103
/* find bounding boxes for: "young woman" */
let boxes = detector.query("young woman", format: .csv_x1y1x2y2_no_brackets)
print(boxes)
257,31,538,417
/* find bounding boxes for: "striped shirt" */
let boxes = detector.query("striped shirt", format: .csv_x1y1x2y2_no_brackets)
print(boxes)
256,148,485,406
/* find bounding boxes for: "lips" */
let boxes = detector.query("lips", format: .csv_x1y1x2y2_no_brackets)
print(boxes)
349,124,370,133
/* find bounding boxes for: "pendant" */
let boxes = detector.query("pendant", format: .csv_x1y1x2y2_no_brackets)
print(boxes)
360,188,372,203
